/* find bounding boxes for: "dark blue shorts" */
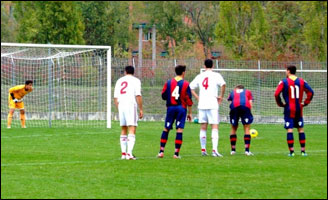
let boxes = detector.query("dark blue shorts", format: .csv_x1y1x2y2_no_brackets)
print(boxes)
164,106,187,130
284,116,304,129
229,106,253,126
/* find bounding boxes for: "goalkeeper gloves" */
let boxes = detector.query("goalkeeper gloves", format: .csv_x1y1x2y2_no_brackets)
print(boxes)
13,98,23,103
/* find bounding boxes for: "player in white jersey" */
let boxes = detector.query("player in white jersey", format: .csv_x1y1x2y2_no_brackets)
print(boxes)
114,66,143,160
190,59,226,157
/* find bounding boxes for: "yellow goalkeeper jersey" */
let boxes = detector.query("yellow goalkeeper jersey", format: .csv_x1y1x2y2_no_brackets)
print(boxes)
8,85,33,100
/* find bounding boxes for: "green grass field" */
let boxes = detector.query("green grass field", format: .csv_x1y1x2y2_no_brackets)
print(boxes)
1,122,327,199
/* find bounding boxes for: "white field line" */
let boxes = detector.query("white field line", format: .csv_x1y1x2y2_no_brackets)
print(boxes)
1,131,118,139
1,150,326,167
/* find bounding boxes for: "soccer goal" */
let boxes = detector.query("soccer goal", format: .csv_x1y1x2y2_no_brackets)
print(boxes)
1,43,111,128
201,65,327,124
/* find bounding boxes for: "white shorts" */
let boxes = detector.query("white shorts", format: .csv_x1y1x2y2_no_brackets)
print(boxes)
119,104,138,126
198,109,220,124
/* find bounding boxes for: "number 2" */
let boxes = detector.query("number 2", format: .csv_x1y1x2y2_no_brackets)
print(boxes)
120,81,128,94
202,77,209,90
172,86,180,100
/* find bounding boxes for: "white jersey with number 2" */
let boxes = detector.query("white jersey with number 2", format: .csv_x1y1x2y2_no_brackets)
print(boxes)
190,70,226,110
114,75,141,106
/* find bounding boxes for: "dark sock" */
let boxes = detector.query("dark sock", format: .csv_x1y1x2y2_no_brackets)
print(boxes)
230,134,237,151
160,130,169,153
174,132,183,156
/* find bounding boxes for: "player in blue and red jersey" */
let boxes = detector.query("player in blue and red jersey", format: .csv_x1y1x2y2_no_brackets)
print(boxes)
274,65,314,157
157,65,193,159
227,85,254,156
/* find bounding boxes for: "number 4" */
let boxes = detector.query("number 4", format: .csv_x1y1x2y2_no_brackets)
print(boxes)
172,86,180,100
202,77,209,90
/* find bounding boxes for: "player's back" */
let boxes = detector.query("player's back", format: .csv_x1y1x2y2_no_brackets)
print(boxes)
162,77,193,109
114,75,141,106
228,89,253,109
190,70,226,109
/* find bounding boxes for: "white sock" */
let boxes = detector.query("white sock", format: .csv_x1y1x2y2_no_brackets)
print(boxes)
127,134,136,155
200,129,207,151
211,129,219,153
120,135,127,154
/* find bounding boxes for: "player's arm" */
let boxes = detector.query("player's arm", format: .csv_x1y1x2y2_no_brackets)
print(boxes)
187,105,192,122
113,82,120,109
186,85,193,121
274,81,285,107
217,84,226,105
136,95,143,119
161,82,168,100
303,81,314,106
136,80,143,119
114,98,119,109
191,90,199,101
189,76,199,101
8,86,24,102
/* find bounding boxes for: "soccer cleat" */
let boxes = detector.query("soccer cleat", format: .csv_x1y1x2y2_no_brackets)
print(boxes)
7,126,11,129
157,152,164,158
288,152,295,157
301,152,308,157
212,151,223,157
121,153,126,160
173,155,181,159
22,126,26,128
230,151,236,155
245,151,254,156
126,154,136,160
201,151,208,156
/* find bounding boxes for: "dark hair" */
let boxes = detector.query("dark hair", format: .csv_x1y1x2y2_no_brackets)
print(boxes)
175,65,186,75
235,85,244,89
204,59,213,68
25,80,33,85
287,65,297,74
125,66,135,75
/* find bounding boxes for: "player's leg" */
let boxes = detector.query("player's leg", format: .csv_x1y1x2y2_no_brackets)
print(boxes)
229,108,239,155
198,109,208,155
208,109,222,157
7,109,15,128
241,107,253,156
120,126,128,159
119,105,128,159
173,107,186,158
296,117,307,156
125,104,138,160
20,109,26,128
285,117,295,156
158,107,175,158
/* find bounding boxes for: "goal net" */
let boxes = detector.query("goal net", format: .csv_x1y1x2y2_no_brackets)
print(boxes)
1,43,111,128
201,67,327,124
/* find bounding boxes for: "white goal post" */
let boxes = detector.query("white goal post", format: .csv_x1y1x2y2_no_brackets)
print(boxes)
1,43,112,128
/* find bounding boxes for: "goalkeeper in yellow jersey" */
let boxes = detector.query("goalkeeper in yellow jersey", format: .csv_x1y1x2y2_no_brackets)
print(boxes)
7,80,33,128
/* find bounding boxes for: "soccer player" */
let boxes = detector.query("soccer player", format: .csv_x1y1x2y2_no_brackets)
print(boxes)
190,59,226,157
274,65,314,157
7,80,33,128
157,65,193,159
114,66,143,160
228,85,254,156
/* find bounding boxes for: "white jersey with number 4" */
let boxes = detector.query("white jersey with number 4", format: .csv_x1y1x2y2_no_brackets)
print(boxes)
114,75,141,106
190,70,226,110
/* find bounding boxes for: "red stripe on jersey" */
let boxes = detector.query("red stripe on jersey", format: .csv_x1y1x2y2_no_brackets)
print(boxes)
245,90,252,109
233,91,240,108
287,79,296,118
162,82,168,95
180,81,193,108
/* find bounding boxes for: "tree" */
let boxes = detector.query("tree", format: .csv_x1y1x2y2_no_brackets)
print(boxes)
14,1,85,44
264,1,303,60
299,1,327,61
1,2,17,42
181,1,220,58
215,1,267,59
146,1,190,57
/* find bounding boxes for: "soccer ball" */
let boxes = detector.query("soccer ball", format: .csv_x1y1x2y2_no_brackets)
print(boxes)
193,117,199,124
250,129,258,138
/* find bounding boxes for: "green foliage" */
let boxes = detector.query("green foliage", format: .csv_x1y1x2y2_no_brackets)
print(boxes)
299,1,327,61
14,1,85,44
1,2,17,42
215,1,267,59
